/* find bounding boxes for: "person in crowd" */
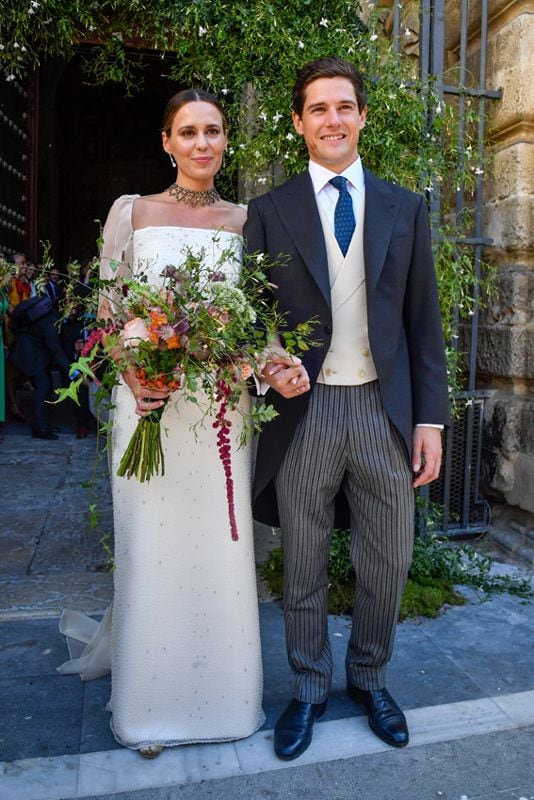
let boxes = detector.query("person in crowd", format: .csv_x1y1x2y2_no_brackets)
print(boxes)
9,292,72,439
44,267,64,310
4,253,31,422
57,89,264,757
244,57,449,760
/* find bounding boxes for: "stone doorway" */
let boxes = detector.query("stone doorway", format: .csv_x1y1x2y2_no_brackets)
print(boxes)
36,51,179,266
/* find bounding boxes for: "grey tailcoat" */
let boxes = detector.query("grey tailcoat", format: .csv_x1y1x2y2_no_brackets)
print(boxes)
243,168,450,527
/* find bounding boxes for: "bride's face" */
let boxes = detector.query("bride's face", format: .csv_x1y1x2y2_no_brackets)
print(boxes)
162,101,227,189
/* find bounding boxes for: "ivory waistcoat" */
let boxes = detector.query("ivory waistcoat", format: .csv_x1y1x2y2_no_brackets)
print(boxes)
316,204,377,386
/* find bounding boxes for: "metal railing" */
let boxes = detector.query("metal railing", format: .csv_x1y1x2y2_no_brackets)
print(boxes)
418,0,501,535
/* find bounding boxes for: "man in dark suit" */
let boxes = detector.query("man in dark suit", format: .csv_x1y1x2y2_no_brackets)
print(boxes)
244,57,449,760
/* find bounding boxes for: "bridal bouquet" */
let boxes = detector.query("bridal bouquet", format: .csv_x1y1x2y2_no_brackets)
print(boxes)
57,239,316,540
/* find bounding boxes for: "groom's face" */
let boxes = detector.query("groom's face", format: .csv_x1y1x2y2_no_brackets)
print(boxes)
292,76,367,173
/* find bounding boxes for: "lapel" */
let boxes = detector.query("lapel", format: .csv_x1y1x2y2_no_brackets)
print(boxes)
270,172,331,306
363,169,401,297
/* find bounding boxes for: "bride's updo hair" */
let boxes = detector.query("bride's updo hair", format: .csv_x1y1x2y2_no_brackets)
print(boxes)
162,89,227,136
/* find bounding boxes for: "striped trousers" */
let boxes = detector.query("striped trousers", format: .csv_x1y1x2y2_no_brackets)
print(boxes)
274,381,414,703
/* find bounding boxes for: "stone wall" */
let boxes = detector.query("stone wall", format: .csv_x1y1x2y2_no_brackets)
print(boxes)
475,1,534,515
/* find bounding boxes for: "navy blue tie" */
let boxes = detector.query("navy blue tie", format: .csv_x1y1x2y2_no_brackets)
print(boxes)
329,175,355,256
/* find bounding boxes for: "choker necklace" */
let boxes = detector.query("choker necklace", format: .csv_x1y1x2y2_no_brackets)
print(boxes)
166,183,220,207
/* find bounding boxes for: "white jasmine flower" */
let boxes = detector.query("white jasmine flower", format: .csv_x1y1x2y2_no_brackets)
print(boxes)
221,88,229,95
227,147,234,155
272,112,282,125
286,132,294,140
284,152,290,159
256,253,265,262
259,111,267,122
298,40,305,49
21,45,27,52
206,72,212,81
474,167,484,175
13,42,20,48
436,102,442,114
0,44,4,50
404,27,413,37
319,17,328,27
399,82,406,89
370,33,378,41
257,177,267,185
198,26,207,37
6,74,15,81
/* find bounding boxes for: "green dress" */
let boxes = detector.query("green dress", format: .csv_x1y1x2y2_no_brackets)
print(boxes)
0,288,8,423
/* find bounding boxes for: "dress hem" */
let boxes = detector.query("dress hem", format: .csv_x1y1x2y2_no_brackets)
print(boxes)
110,710,266,750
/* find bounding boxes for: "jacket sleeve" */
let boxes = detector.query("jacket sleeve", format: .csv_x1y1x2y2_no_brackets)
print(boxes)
41,317,72,375
403,196,450,426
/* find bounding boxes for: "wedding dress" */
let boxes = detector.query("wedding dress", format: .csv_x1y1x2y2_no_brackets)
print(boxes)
58,196,265,748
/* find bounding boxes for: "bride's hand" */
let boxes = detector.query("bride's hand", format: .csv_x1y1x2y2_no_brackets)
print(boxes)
122,367,172,418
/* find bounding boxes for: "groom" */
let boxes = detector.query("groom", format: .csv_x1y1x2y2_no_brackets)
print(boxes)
244,57,449,760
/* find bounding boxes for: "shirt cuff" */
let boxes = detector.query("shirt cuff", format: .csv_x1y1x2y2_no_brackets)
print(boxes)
416,423,444,430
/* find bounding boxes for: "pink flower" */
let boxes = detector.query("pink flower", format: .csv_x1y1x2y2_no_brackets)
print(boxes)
119,317,151,348
238,362,253,380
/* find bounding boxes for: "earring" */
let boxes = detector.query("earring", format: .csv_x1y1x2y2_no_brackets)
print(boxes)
168,153,176,168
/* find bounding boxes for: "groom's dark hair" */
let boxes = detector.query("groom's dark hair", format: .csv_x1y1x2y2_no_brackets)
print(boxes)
292,57,367,117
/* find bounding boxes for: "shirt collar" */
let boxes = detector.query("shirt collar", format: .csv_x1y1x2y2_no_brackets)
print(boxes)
308,156,365,196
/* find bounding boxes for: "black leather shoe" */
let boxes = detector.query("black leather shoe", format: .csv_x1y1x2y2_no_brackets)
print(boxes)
274,698,327,760
32,429,59,440
348,684,409,748
47,425,61,434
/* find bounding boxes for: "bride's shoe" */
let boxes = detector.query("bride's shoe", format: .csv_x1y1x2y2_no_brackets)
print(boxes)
139,744,164,759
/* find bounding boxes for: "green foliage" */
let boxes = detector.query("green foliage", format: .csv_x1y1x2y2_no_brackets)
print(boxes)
259,528,533,619
399,578,465,620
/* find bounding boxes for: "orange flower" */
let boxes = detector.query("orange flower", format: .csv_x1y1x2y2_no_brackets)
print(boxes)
149,310,168,327
165,335,181,349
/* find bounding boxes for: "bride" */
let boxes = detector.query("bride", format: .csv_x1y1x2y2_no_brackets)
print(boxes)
58,89,264,756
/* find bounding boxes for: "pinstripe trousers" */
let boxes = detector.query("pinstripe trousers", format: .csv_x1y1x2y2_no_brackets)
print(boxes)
274,381,414,703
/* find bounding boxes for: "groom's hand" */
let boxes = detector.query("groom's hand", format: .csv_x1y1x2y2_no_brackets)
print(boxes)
261,351,311,399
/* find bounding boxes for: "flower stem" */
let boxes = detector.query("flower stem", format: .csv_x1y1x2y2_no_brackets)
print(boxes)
117,404,166,482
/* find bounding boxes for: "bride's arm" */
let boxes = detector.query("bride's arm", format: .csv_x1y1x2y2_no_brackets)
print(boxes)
98,196,170,417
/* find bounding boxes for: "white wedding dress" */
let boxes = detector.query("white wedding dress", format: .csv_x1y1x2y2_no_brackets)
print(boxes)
59,214,265,749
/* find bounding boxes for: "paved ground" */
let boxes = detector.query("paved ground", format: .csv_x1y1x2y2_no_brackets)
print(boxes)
0,421,533,800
